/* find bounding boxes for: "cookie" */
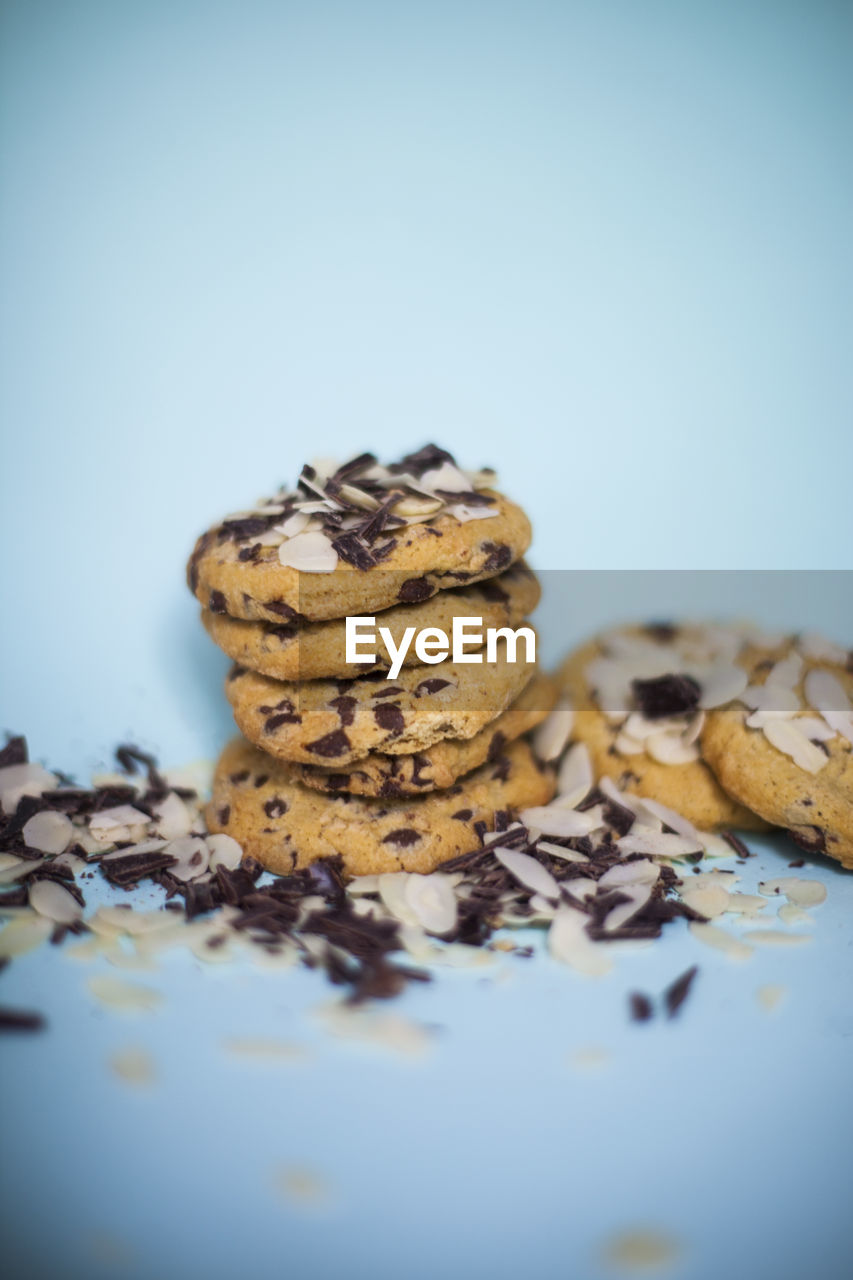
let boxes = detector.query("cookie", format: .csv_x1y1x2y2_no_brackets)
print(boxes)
206,735,556,876
295,674,556,796
225,631,540,767
187,445,531,624
702,636,853,866
558,624,766,830
201,562,540,681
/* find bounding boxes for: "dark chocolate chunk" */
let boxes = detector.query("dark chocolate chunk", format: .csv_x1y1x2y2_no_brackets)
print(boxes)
415,678,451,696
397,576,433,603
305,729,351,758
631,673,700,719
480,541,512,573
789,825,826,854
380,828,421,847
264,710,302,732
209,590,228,615
330,695,357,726
629,992,654,1022
397,443,457,475
263,797,288,819
451,808,473,821
373,703,405,736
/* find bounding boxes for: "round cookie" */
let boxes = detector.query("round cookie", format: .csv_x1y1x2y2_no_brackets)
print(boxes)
296,674,557,797
201,562,540,681
702,639,853,867
207,736,556,876
187,446,531,624
558,625,766,830
225,633,539,767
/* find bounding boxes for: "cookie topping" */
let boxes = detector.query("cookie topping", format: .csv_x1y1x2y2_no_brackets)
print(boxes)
210,446,502,577
632,674,700,720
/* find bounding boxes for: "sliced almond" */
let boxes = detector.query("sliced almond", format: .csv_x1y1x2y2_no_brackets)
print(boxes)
277,530,338,573
494,848,560,900
403,873,457,935
29,879,83,924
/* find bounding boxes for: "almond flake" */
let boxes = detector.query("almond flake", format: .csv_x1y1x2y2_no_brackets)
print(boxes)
689,921,753,960
634,797,699,844
743,929,811,947
87,976,163,1012
206,833,243,871
0,913,53,957
519,806,596,840
446,503,499,523
21,809,73,854
163,836,209,882
699,662,748,709
616,831,702,859
110,1047,156,1086
555,740,592,805
403,873,457,935
494,848,560,899
0,762,59,814
803,668,853,743
598,859,659,889
680,885,730,918
756,984,787,1011
548,907,612,976
761,719,827,773
29,879,83,924
277,529,338,573
151,792,193,840
532,700,575,764
644,731,700,765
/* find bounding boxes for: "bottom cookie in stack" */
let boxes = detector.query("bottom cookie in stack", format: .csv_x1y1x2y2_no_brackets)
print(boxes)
206,735,556,876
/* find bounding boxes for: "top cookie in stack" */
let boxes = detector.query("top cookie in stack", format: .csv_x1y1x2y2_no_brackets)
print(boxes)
187,445,556,876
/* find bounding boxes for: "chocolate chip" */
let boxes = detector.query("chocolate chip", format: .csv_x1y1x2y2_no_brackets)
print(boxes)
789,825,826,854
415,678,451,696
209,590,228,615
380,828,421,847
373,704,405,736
264,710,302,732
229,770,250,784
487,731,507,763
451,809,473,821
263,797,288,818
305,729,351,758
217,805,231,824
330,695,357,726
480,541,512,573
398,577,433,603
631,673,700,719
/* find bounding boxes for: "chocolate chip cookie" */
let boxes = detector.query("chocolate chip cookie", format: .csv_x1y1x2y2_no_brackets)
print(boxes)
187,445,531,624
207,736,555,876
201,562,540,681
225,631,540,767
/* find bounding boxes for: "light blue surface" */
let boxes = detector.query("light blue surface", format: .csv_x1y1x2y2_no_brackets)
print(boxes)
2,2,852,1277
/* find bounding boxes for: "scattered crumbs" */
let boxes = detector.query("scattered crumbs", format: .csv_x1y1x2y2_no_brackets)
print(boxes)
757,984,787,1012
601,1227,682,1273
628,992,654,1023
109,1046,156,1087
569,1045,611,1071
223,1037,309,1063
663,965,698,1019
788,858,806,869
272,1165,331,1207
87,975,163,1013
314,1002,434,1057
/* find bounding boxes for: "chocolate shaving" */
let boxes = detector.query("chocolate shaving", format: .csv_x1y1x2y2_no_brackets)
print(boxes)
629,992,654,1022
664,965,698,1018
0,1007,46,1033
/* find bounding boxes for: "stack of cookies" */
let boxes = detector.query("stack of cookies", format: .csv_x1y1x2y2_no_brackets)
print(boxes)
187,445,556,876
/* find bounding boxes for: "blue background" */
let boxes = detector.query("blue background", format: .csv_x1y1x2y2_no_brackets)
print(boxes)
1,3,852,1278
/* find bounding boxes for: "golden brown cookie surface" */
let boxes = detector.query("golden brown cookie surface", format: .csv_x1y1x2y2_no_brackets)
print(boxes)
206,736,556,876
295,674,556,797
201,562,540,680
187,447,531,624
702,638,853,866
225,631,539,766
558,625,766,830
